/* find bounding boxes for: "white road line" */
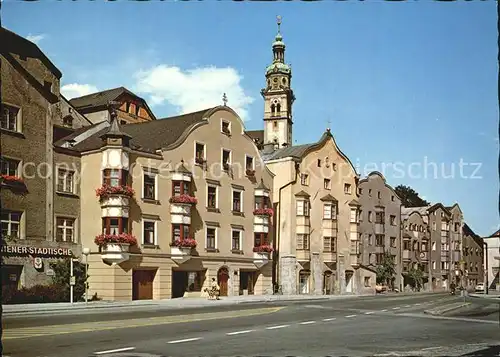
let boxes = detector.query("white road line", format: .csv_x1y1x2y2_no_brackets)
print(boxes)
266,324,290,330
404,305,411,307
226,330,254,336
94,347,135,355
422,346,443,351
414,303,421,306
322,317,337,321
364,311,375,315
167,337,203,344
381,309,388,312
345,314,357,318
392,307,400,310
299,321,316,325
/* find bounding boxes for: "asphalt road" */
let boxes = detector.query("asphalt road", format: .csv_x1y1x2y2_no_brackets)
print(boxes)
2,293,499,357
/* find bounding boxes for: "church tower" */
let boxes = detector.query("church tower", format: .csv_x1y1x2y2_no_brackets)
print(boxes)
261,16,295,149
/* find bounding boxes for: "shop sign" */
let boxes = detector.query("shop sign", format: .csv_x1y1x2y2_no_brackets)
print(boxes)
1,245,73,257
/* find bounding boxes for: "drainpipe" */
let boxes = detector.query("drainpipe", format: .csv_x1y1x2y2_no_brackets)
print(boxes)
484,240,488,294
273,161,300,291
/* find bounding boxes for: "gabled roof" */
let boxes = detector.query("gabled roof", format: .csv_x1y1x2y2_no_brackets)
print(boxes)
256,179,269,191
488,229,500,238
428,203,451,215
463,223,479,238
401,206,430,219
349,199,361,207
295,190,310,198
358,171,401,202
246,130,264,144
320,194,337,202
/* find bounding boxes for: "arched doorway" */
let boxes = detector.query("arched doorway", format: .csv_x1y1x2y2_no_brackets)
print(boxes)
323,270,333,295
217,267,229,297
298,270,310,294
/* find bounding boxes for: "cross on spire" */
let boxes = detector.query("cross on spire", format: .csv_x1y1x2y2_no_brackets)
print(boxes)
326,116,331,131
277,15,282,34
222,93,228,106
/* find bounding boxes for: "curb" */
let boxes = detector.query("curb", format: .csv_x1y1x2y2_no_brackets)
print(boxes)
424,302,470,316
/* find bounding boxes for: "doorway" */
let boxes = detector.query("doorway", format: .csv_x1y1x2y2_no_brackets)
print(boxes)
345,271,353,293
132,269,156,300
217,267,229,296
299,270,310,294
323,271,333,295
239,271,255,295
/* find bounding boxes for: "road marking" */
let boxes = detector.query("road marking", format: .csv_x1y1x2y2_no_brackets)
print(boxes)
422,346,442,351
345,314,357,318
414,303,421,306
299,321,316,325
364,311,374,315
381,309,388,312
392,307,400,310
266,324,289,330
404,305,411,307
94,347,135,355
322,317,336,321
167,337,202,344
226,330,254,335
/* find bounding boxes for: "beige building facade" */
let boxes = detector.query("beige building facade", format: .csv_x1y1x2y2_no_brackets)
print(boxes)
66,105,275,300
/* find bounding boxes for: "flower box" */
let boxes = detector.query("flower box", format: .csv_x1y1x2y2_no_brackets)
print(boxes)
253,244,274,253
169,194,197,205
170,238,197,249
0,174,24,184
253,208,274,217
246,169,255,177
94,233,137,247
96,185,135,200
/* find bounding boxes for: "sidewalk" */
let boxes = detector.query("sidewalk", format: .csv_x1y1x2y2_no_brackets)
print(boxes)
1,290,442,316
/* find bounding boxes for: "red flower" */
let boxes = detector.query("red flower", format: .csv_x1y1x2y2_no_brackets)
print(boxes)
96,185,135,200
253,208,274,217
94,233,137,247
253,245,274,253
0,174,24,183
170,238,197,248
169,194,198,205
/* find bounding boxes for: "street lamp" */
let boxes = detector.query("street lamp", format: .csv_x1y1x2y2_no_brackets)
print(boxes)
82,247,90,304
70,257,79,305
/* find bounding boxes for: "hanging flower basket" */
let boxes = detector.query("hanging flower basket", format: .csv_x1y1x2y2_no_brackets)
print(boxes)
169,238,197,248
94,233,137,247
169,194,197,205
253,245,274,253
253,208,274,217
95,185,135,200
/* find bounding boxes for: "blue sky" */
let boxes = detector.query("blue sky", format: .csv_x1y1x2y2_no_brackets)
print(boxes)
3,1,498,236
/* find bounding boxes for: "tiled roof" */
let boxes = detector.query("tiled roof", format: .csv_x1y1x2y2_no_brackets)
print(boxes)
320,194,337,202
69,87,139,110
401,206,430,219
245,130,264,144
260,131,333,162
69,108,214,154
295,190,310,198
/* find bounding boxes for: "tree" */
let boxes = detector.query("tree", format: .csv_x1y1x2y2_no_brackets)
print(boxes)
407,267,424,291
375,251,396,289
50,259,88,302
394,185,430,208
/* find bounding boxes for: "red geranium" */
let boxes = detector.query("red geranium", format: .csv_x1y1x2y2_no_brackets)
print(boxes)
96,185,135,200
253,245,274,253
253,208,274,217
169,194,198,205
0,174,24,183
170,238,197,248
94,233,137,247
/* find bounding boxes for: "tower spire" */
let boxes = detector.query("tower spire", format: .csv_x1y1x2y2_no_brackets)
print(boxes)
277,15,282,35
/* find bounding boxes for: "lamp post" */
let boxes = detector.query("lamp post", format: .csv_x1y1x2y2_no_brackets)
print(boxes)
82,248,90,304
70,257,79,305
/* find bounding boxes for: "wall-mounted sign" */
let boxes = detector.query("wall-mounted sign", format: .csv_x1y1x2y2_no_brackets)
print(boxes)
34,257,43,269
46,268,55,276
1,245,73,257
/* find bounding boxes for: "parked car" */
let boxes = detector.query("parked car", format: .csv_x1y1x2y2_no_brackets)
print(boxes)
475,283,485,293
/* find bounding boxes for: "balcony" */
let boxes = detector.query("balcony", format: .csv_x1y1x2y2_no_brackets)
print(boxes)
96,185,134,217
322,251,337,263
169,195,197,225
402,250,411,260
170,239,197,264
296,249,310,262
94,233,137,265
253,245,273,268
374,223,385,235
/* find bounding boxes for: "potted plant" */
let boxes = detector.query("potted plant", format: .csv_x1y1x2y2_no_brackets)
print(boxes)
253,245,274,253
253,208,274,217
169,238,197,249
169,194,198,205
94,233,137,249
95,184,135,201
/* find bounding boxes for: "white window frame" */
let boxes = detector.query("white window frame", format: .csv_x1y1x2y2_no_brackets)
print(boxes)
324,178,331,190
296,200,309,216
432,242,436,251
350,208,358,223
142,170,158,200
245,154,255,170
1,103,22,132
142,219,157,245
231,229,243,251
221,119,231,134
1,210,23,238
205,226,218,250
194,141,206,162
323,204,332,220
56,168,75,193
300,173,308,186
221,148,232,166
55,217,75,243
231,189,243,213
0,157,20,176
206,184,219,209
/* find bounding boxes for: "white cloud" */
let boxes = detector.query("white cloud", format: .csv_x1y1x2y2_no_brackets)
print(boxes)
26,34,46,45
134,65,254,121
61,83,99,99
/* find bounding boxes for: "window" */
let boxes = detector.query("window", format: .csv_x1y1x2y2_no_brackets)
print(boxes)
368,211,373,222
317,159,321,167
403,240,411,250
432,261,436,269
344,183,351,194
172,224,190,241
232,230,242,251
1,211,22,238
143,220,156,245
135,105,140,116
432,242,436,251
375,211,385,224
222,149,231,170
173,180,190,196
377,191,381,199
195,143,206,164
323,179,331,190
254,232,269,247
207,185,217,208
1,104,20,131
364,277,371,287
296,200,309,216
376,253,383,264
350,208,358,223
56,217,75,242
297,234,309,250
300,173,308,186
0,157,19,176
245,155,254,170
390,215,396,226
273,120,278,129
432,222,436,231
323,204,332,220
63,115,73,127
359,188,363,195
221,120,230,134
232,190,242,212
454,222,460,232
206,227,216,249
102,217,128,235
103,169,126,187
143,172,156,200
368,234,373,246
368,189,372,196
391,195,395,202
323,237,336,252
390,237,396,248
57,169,75,193
375,235,384,246
255,196,269,210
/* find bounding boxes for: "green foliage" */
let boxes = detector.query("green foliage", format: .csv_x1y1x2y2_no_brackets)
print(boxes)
50,259,88,302
407,266,424,291
376,251,396,287
395,185,430,208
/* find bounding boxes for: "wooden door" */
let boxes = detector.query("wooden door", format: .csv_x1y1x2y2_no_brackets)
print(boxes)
218,267,229,296
133,270,154,300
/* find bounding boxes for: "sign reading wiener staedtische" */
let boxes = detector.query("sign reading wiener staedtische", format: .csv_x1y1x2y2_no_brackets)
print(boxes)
1,245,73,256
